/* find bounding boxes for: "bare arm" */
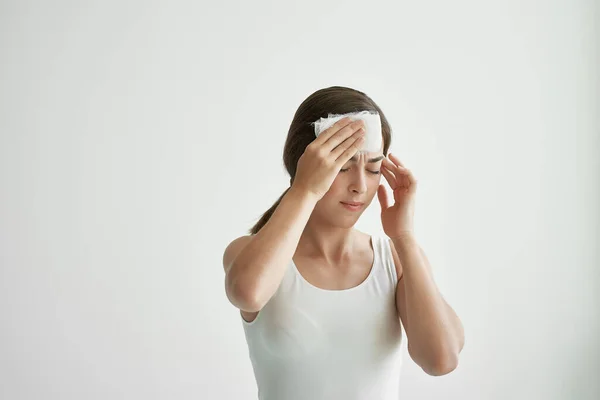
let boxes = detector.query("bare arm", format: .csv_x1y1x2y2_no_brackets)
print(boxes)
224,117,367,313
223,187,318,312
390,235,464,376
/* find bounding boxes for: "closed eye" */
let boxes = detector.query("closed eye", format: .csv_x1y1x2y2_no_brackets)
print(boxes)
339,168,380,175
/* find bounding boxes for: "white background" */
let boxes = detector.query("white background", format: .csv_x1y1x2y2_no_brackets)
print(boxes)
1,1,598,399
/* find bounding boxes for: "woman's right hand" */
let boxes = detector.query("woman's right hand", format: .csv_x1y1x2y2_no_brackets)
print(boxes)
291,117,366,201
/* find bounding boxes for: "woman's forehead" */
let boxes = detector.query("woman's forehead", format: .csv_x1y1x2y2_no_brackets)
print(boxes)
357,141,385,159
348,151,385,163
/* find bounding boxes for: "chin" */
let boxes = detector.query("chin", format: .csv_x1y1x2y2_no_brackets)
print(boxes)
327,219,357,230
315,207,360,227
335,209,365,224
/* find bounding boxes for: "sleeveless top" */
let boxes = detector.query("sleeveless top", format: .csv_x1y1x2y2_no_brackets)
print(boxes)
240,234,404,400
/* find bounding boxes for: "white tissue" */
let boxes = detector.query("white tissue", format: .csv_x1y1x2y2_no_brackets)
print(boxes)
311,111,382,154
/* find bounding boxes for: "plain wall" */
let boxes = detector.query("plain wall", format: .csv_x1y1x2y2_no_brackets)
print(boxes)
1,0,598,399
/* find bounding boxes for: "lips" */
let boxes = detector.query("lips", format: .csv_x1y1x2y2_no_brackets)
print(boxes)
341,201,364,206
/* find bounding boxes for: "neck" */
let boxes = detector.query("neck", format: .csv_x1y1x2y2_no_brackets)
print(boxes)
296,221,358,265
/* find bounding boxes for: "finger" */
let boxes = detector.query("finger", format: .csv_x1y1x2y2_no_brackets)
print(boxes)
309,117,352,149
384,162,414,190
312,117,354,146
389,164,416,190
377,184,389,210
392,166,410,189
323,120,364,153
334,135,365,165
331,130,364,160
404,168,417,188
382,157,407,175
388,152,406,168
388,160,415,186
380,164,398,190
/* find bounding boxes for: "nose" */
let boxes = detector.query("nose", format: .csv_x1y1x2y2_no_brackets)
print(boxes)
349,170,368,194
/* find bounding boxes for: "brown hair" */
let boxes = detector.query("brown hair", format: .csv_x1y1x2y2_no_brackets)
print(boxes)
248,86,393,235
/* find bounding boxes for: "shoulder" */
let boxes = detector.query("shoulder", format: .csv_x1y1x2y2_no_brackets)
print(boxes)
387,237,404,281
359,230,403,280
222,234,254,273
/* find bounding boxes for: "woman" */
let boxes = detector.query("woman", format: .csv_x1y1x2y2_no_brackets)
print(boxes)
223,86,464,399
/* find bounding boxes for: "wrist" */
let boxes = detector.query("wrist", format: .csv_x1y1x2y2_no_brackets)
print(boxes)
390,233,418,251
288,185,320,206
389,232,416,242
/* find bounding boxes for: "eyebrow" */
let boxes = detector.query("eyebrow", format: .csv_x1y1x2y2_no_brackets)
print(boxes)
349,155,385,163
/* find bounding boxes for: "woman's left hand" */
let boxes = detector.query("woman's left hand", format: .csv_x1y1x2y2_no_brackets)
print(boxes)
377,153,418,239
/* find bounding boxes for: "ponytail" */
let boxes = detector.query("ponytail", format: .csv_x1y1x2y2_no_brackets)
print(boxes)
248,186,292,235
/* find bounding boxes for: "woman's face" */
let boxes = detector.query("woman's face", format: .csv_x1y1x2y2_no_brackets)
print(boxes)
314,142,385,226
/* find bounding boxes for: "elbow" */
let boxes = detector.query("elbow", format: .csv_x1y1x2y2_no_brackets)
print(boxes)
409,343,460,377
423,354,459,376
225,271,266,312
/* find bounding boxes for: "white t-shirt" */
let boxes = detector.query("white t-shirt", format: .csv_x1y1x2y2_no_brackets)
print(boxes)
241,234,404,400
